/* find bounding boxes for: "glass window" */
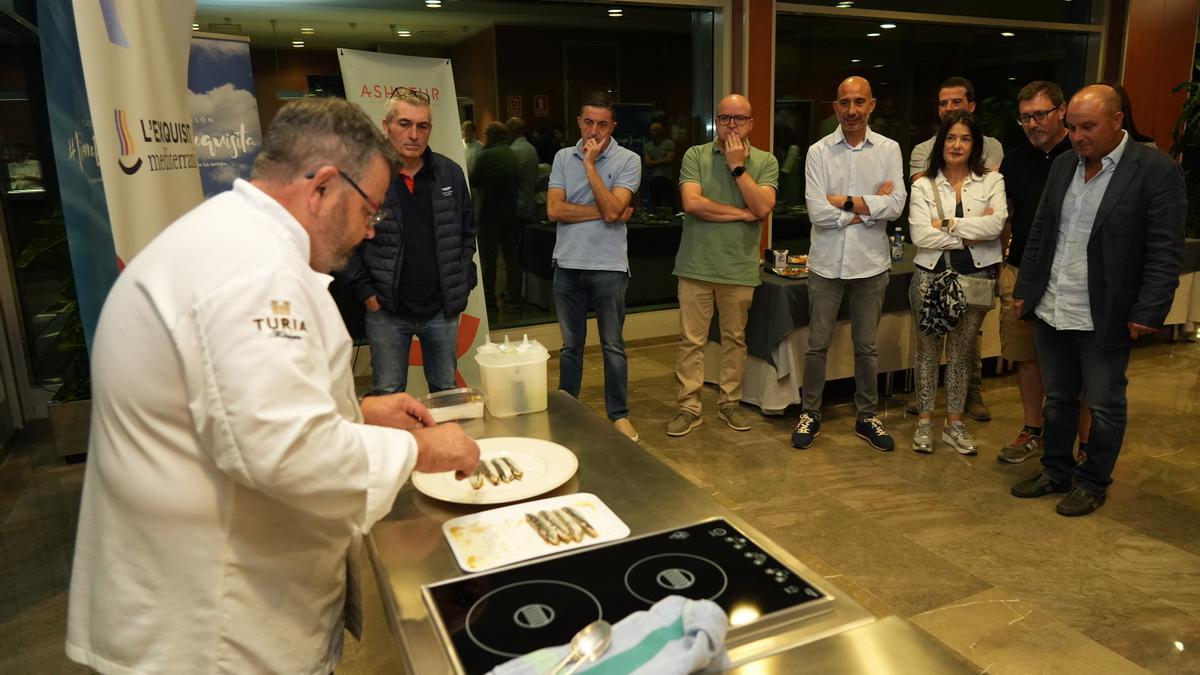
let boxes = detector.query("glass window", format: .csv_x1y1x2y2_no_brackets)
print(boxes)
795,0,1099,25
772,12,1097,253
198,0,714,332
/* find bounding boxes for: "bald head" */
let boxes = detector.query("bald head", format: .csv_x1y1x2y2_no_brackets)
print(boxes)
835,77,876,141
1071,85,1122,116
1065,84,1125,162
716,93,754,143
838,76,873,100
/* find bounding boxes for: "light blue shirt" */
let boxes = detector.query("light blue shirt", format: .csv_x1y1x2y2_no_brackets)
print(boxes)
1036,131,1129,330
804,127,906,279
548,138,641,273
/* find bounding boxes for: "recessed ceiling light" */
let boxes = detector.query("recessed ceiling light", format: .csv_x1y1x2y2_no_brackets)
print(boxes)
873,64,883,68
192,23,200,30
867,32,880,37
1001,31,1015,37
300,27,315,34
1008,77,1016,81
397,30,412,37
880,23,896,29
425,0,442,7
850,58,861,63
836,1,853,6
291,41,305,48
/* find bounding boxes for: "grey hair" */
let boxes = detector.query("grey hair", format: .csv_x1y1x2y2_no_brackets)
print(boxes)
252,97,400,183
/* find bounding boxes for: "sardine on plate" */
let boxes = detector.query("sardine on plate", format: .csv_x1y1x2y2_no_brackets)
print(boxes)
468,467,485,490
525,513,556,544
479,459,501,486
563,507,599,539
500,456,523,480
492,458,513,483
541,509,580,543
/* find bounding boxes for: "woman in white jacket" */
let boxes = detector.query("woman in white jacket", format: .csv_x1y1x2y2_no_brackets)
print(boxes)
907,110,1006,455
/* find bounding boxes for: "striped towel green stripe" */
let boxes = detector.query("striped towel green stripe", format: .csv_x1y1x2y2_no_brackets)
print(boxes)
583,615,686,675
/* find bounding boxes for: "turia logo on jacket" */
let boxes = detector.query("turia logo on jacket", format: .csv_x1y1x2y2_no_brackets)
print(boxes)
252,299,308,340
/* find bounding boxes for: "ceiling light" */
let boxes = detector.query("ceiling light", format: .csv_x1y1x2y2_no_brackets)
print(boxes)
425,0,442,6
397,31,412,37
192,23,200,30
608,8,623,14
867,32,880,37
836,1,853,6
300,27,315,35
873,64,883,68
1007,77,1016,81
291,41,305,48
880,23,896,29
850,58,861,63
1001,31,1015,37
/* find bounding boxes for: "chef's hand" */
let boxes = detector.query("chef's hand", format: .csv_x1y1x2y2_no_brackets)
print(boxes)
364,295,381,312
361,393,436,430
411,423,480,479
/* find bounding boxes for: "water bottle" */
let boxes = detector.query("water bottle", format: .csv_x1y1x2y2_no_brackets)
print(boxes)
890,227,905,262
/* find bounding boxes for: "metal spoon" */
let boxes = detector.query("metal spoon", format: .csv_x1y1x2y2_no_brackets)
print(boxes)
548,620,613,675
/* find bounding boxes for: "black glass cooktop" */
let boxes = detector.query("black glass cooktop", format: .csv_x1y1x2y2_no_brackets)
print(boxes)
423,518,831,674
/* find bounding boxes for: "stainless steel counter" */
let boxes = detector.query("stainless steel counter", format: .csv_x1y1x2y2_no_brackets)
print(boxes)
368,392,972,673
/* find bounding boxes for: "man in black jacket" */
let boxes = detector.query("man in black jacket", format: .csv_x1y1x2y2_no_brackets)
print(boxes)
1010,84,1185,516
342,87,477,393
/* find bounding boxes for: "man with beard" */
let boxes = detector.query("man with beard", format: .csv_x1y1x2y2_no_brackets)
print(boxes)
66,97,480,674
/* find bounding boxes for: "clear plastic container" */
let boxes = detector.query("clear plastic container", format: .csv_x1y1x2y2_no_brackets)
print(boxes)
473,334,549,417
419,387,485,423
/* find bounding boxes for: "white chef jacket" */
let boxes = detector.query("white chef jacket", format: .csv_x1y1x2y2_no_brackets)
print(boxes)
66,179,417,675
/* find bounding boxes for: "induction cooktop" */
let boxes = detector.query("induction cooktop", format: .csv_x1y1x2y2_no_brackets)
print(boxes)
422,518,834,674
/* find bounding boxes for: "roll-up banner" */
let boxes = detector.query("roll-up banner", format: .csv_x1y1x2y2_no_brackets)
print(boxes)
36,0,119,349
72,0,203,265
337,49,491,391
188,33,263,198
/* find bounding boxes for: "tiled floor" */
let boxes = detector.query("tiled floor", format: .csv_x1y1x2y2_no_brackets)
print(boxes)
1,337,1197,673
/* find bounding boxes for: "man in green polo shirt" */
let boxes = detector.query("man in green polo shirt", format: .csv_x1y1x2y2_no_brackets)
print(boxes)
668,94,779,437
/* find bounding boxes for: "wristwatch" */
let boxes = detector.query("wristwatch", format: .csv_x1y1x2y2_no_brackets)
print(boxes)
730,165,746,178
940,218,951,232
842,196,855,211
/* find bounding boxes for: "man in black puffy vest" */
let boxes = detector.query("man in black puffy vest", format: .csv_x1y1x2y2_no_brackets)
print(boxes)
342,87,477,393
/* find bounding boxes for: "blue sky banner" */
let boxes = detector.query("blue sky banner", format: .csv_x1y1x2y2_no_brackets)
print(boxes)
35,0,119,349
188,34,263,198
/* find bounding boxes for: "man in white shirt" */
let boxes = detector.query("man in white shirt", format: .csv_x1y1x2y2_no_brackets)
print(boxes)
66,98,480,675
907,76,1003,421
793,76,906,452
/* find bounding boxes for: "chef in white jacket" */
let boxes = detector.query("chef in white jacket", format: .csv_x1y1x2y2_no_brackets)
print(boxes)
66,97,480,675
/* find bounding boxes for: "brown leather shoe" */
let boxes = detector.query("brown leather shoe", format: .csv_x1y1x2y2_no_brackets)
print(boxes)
1011,472,1071,499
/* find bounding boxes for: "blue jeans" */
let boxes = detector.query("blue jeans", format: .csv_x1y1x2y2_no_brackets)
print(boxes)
364,308,460,394
1035,320,1130,496
553,267,629,421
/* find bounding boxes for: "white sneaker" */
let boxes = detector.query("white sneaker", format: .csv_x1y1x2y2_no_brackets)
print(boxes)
942,421,978,455
613,417,639,442
913,419,934,454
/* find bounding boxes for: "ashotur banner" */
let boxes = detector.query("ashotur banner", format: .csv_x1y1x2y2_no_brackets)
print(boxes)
337,49,490,391
73,0,203,265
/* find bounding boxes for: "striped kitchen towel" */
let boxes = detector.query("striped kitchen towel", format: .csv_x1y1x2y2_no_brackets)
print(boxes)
488,595,729,675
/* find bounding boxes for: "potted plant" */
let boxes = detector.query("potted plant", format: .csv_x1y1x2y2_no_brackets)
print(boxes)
1170,61,1200,239
16,209,91,456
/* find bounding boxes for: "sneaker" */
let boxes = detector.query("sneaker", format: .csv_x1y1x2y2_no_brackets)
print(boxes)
998,429,1043,464
613,417,639,442
966,390,992,421
912,419,934,454
941,421,978,455
791,411,821,449
1010,471,1072,499
1056,487,1106,517
905,397,919,415
666,410,703,437
718,404,751,431
855,416,895,452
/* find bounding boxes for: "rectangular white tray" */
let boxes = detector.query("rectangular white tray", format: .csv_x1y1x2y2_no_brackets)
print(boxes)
441,492,630,573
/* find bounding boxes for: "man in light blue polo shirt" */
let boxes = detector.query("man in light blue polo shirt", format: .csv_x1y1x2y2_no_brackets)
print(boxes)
547,91,642,441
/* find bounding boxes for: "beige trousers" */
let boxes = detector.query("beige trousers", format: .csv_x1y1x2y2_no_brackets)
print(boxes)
675,276,756,414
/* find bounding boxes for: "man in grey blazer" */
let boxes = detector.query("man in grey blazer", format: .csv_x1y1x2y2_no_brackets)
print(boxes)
1010,85,1186,516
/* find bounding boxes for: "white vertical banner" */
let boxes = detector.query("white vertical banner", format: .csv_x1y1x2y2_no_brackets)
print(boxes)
73,0,203,266
337,49,491,391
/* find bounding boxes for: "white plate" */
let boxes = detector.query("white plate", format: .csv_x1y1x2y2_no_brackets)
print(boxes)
442,493,629,572
411,437,578,505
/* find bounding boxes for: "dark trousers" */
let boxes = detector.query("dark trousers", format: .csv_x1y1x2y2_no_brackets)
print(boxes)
1035,320,1130,495
553,267,629,421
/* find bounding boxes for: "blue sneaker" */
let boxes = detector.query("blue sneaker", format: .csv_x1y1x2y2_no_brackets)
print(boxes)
855,415,895,452
791,411,820,449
